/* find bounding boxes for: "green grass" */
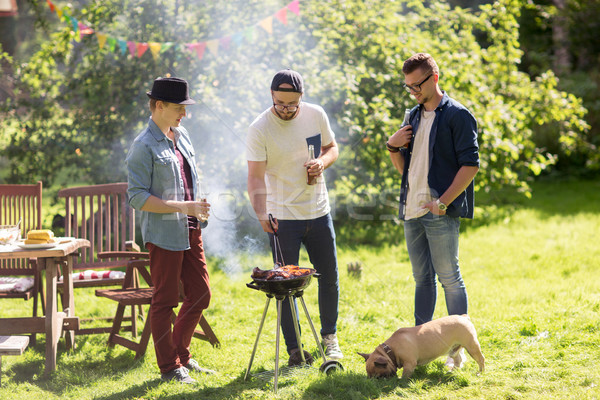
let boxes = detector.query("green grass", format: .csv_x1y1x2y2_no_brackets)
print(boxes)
1,178,600,399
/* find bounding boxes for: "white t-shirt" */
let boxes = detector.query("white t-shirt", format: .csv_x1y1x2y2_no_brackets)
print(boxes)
405,109,436,220
246,103,335,220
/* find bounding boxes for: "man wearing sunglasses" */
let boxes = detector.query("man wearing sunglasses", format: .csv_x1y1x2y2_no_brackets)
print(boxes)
246,69,342,366
386,52,479,369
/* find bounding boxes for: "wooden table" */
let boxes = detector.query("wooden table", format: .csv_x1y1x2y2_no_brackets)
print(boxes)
0,238,90,375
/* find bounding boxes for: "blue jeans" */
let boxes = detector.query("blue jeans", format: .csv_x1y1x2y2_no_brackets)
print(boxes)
403,212,468,325
268,213,339,354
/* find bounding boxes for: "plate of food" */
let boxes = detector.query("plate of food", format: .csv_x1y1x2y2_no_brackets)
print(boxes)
17,229,58,249
16,242,57,250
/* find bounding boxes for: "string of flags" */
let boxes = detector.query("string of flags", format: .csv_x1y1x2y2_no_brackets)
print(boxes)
44,0,301,61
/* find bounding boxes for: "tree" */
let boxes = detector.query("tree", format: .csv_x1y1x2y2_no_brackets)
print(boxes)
0,0,594,245
301,0,591,241
518,0,600,173
0,0,318,188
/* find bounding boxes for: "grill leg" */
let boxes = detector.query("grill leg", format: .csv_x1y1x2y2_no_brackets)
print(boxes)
274,298,283,392
299,295,327,361
289,295,305,363
244,297,271,381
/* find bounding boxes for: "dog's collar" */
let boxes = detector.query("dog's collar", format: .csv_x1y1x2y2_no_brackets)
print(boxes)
379,343,398,368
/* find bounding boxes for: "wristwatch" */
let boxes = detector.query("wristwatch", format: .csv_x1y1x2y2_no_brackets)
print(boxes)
436,199,447,211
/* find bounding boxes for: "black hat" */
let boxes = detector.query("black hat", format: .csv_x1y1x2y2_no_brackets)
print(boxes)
146,77,196,105
271,69,304,93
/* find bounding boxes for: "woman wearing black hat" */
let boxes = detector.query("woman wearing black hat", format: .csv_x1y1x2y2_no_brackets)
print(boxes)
126,77,214,384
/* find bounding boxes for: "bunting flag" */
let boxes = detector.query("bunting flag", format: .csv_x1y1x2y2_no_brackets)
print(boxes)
274,8,288,25
117,39,128,55
96,32,107,49
136,42,149,58
44,0,302,62
107,37,116,52
258,16,273,35
149,42,161,59
160,42,175,53
206,39,219,56
127,41,136,57
219,36,232,51
288,0,300,16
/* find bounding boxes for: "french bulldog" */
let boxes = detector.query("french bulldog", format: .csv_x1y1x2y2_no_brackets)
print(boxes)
358,314,485,379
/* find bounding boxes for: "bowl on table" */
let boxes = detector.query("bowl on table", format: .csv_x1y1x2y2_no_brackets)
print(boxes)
0,225,21,245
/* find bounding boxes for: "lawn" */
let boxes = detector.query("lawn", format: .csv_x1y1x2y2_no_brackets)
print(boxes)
1,178,599,399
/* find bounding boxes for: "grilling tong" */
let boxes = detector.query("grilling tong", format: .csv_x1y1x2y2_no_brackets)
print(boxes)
269,213,285,269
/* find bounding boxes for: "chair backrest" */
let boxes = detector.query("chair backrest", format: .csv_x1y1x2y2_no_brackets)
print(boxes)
57,183,138,270
0,181,43,273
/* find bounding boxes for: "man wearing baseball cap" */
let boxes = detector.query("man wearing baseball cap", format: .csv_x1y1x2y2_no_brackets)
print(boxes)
246,69,343,365
126,77,214,383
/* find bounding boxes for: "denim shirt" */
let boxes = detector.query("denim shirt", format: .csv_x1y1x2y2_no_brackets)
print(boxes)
126,117,198,251
399,92,479,220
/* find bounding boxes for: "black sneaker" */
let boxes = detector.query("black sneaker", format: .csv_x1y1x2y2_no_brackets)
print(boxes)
161,366,196,384
184,359,216,374
288,349,314,367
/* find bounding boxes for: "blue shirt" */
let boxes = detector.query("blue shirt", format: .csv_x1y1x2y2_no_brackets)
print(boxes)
126,118,199,251
399,92,479,219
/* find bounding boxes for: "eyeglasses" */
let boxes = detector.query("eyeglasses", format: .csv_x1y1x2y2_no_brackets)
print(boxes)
403,74,433,93
273,103,300,112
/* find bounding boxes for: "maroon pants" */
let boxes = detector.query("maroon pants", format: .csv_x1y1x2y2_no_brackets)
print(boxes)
146,229,211,374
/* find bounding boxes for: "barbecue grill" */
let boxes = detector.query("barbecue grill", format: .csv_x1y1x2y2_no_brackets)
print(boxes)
244,215,343,391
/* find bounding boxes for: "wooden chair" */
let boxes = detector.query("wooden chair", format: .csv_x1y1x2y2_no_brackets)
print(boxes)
95,259,153,359
57,183,144,335
96,258,220,360
0,182,45,344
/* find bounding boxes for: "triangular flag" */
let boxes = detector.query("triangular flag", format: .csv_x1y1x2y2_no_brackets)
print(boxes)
107,37,116,52
193,42,206,60
219,36,232,50
118,39,128,55
243,26,255,42
258,16,273,34
61,7,69,21
288,0,300,16
78,22,94,37
47,0,55,13
149,42,162,59
70,16,78,33
57,8,63,19
231,31,244,46
136,42,149,58
96,33,107,49
274,8,288,25
160,42,174,53
127,41,136,57
206,39,219,56
69,17,81,42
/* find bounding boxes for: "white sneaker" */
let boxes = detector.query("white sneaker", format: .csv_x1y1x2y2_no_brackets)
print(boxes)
322,333,343,360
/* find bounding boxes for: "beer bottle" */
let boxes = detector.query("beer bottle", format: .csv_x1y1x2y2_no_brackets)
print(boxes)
307,144,317,185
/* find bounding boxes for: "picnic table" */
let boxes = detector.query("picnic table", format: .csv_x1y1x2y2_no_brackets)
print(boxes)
0,238,90,375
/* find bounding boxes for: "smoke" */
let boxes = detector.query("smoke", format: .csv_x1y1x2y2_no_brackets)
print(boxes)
198,178,267,277
167,0,328,276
